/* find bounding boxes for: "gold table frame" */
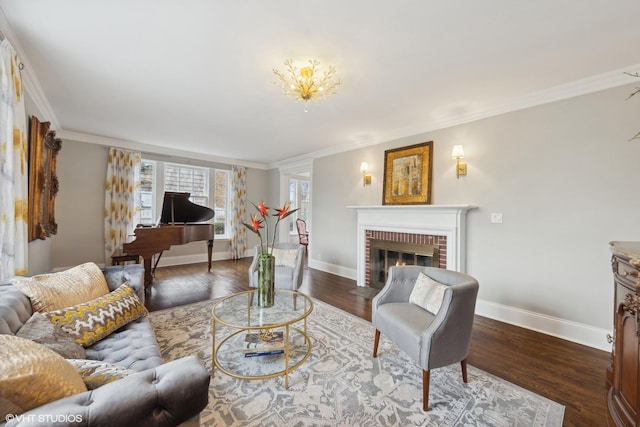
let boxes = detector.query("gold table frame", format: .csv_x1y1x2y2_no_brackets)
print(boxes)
211,289,313,388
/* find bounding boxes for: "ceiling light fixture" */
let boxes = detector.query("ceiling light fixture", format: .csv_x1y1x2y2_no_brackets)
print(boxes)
273,59,341,112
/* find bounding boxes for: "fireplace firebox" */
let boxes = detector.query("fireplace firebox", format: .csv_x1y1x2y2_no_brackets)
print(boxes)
369,240,439,289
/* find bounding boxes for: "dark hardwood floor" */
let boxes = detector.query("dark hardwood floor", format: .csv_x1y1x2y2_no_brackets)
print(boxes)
146,258,609,427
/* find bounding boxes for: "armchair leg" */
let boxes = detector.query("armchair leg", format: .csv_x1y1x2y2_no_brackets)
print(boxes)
422,369,430,411
461,358,468,383
373,329,380,357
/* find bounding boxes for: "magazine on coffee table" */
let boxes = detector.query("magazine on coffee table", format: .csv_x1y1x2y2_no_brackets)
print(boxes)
243,331,284,357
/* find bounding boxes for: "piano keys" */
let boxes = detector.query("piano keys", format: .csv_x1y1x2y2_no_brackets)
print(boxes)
122,192,215,289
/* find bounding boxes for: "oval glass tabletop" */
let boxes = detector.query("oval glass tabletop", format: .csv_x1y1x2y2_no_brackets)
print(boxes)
213,289,313,329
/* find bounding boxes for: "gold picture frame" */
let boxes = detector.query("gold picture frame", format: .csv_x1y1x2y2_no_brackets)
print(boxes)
383,141,433,205
28,115,62,241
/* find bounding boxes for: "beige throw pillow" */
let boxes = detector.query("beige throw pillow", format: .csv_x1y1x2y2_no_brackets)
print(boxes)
45,283,148,347
409,272,447,315
0,335,87,419
12,262,110,312
272,248,298,268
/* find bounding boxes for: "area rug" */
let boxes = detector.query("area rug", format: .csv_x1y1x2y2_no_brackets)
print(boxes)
149,299,564,427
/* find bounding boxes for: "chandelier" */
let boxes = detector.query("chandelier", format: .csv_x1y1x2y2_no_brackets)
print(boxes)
273,59,341,112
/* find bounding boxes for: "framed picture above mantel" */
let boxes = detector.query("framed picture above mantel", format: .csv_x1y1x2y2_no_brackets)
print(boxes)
382,141,433,205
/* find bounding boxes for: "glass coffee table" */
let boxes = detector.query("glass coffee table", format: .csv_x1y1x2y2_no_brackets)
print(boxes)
211,289,313,388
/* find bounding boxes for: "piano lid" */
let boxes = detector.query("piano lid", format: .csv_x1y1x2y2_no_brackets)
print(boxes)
160,192,215,224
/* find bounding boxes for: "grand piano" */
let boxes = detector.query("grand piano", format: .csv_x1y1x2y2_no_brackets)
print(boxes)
122,192,215,289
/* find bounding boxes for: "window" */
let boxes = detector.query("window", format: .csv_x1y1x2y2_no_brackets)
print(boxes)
165,163,208,207
137,160,156,225
135,159,231,238
289,178,311,233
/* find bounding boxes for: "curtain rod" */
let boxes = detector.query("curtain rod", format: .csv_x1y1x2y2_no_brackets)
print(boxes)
0,31,24,69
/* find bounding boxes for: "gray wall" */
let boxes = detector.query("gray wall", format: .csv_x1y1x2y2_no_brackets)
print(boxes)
311,83,640,348
34,140,270,272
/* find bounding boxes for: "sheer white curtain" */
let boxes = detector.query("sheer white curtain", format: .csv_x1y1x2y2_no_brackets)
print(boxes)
0,40,27,280
229,165,247,259
104,148,141,264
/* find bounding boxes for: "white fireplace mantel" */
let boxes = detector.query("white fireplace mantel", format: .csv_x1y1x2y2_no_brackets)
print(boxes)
348,205,477,286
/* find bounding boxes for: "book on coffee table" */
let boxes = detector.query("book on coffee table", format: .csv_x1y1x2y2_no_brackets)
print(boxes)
243,331,284,357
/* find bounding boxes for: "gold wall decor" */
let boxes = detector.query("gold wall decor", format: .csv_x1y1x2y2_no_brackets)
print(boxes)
383,141,433,205
28,115,62,241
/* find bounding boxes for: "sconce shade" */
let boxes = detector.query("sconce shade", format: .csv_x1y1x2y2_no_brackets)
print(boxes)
360,162,369,173
451,145,465,159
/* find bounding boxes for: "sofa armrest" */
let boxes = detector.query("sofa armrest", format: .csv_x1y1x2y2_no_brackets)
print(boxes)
3,356,210,427
102,265,145,305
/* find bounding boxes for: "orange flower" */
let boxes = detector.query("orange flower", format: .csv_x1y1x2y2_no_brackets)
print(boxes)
275,203,294,220
249,214,263,232
256,201,269,217
244,200,299,255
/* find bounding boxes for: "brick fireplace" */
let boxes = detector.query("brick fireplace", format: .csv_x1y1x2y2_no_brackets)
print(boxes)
349,205,476,287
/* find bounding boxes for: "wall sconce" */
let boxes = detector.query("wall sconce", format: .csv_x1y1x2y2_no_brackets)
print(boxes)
451,145,467,179
360,162,372,186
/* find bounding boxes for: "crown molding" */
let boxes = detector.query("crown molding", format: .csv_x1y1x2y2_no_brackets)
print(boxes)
276,63,640,164
57,129,270,170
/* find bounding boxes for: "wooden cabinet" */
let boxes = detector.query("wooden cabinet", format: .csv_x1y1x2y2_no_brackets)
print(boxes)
609,241,640,427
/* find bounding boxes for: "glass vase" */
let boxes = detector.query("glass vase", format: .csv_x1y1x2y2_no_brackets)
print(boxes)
257,253,275,308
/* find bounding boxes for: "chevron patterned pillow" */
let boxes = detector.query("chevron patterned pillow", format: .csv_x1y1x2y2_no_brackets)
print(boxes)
45,283,148,347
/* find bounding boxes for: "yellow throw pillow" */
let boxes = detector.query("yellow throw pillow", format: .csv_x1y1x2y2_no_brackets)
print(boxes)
409,272,447,315
45,283,148,347
12,262,110,312
0,335,87,419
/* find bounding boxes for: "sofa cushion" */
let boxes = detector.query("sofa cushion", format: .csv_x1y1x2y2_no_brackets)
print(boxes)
16,312,86,359
409,272,447,315
67,359,135,390
85,317,164,371
0,335,87,418
45,283,148,347
12,262,110,312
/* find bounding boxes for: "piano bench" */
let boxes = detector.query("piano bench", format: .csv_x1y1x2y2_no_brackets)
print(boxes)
111,252,140,266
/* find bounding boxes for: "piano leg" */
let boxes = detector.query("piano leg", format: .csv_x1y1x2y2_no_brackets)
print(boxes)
142,256,154,290
207,239,213,272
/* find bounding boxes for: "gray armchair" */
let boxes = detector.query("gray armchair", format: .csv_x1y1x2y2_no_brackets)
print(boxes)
248,242,305,291
372,266,479,411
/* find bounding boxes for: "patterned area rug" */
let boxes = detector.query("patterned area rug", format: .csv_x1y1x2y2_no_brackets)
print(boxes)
149,298,564,427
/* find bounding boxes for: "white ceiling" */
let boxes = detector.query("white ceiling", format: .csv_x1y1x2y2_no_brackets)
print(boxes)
1,1,639,168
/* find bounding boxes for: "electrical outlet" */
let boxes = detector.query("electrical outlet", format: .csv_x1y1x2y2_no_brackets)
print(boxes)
490,213,503,224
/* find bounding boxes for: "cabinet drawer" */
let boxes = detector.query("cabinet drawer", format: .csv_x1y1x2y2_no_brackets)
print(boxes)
614,256,640,291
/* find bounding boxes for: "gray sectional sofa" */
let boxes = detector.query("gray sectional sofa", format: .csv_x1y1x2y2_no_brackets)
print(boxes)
0,264,210,427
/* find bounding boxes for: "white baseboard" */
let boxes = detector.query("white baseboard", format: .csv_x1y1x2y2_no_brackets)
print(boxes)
154,252,230,268
308,259,357,281
475,299,612,352
307,259,612,352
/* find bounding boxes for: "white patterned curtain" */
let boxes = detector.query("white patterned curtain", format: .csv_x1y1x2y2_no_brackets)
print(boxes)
229,165,247,259
0,40,27,280
104,148,141,263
